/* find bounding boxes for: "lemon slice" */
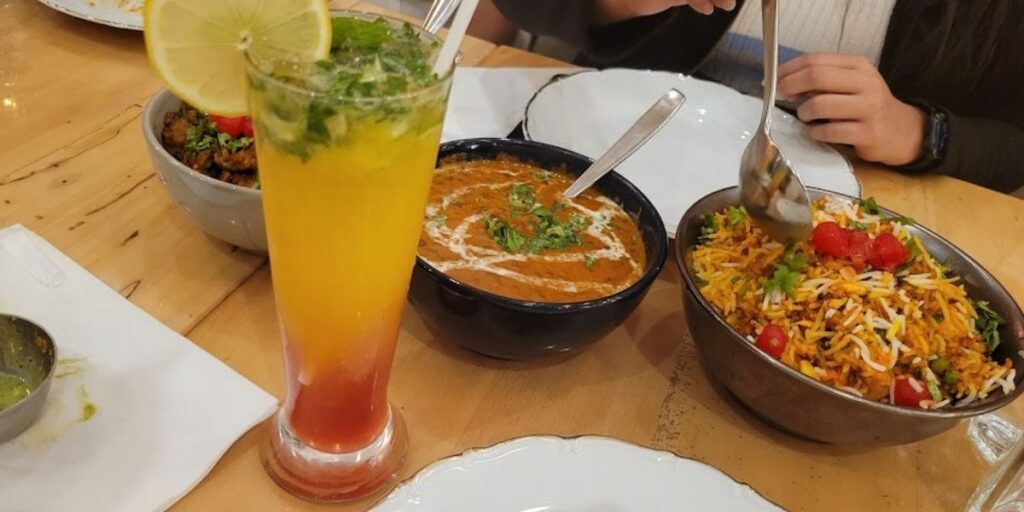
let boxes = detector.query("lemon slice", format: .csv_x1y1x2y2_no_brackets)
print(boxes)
144,0,332,115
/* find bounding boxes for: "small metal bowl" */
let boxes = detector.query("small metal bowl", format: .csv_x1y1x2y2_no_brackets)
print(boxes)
675,187,1024,445
0,314,57,443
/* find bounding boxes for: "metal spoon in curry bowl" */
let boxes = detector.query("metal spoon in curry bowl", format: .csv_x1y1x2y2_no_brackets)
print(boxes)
738,0,813,242
563,88,686,199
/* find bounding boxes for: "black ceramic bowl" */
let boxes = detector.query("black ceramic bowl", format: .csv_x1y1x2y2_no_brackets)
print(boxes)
675,187,1024,445
409,138,668,360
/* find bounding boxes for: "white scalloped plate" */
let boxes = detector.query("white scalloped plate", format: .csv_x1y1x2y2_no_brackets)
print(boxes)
524,69,861,237
372,436,782,511
35,0,143,31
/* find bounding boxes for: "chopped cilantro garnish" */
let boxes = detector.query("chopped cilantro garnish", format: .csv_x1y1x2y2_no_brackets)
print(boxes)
430,213,446,227
851,221,869,231
780,246,808,271
764,245,807,299
484,216,527,253
973,300,1006,353
583,254,596,270
764,265,802,299
699,211,717,243
859,197,881,215
184,115,218,155
527,209,589,253
508,183,536,212
482,198,590,255
693,275,709,288
217,132,253,151
726,206,747,227
892,215,915,225
534,170,554,183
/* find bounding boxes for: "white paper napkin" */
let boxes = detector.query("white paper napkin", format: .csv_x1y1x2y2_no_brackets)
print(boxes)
0,225,278,512
442,67,578,142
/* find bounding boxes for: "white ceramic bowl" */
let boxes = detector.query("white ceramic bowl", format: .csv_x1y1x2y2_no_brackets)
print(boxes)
141,88,267,253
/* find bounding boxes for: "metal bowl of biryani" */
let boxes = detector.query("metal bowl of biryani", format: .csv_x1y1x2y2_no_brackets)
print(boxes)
675,187,1024,445
0,314,57,443
141,88,266,253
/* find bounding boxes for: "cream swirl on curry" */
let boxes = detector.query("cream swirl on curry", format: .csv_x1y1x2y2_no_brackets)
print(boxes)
418,155,647,303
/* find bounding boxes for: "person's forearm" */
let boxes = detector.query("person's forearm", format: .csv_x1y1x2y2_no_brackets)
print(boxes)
468,0,519,45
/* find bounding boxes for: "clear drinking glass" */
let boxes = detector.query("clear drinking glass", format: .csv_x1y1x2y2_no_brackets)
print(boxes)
967,414,1024,511
246,12,452,502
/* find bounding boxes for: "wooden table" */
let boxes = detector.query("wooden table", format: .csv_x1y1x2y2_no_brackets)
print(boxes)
3,2,1024,510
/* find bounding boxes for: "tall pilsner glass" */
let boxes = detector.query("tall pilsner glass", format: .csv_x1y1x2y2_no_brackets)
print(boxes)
246,12,452,502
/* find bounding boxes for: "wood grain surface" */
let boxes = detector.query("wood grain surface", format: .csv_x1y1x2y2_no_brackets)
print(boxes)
4,2,1023,510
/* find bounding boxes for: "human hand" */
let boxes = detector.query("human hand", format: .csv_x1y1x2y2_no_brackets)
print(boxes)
778,53,927,166
594,0,736,26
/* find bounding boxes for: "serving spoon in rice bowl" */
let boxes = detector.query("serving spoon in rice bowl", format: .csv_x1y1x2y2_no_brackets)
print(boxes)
738,0,813,242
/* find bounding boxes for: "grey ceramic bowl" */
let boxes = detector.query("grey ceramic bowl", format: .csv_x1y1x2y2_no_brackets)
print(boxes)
676,187,1024,445
0,314,56,443
141,88,267,253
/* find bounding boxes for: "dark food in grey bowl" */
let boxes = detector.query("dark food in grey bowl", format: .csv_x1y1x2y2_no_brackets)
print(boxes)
160,105,258,188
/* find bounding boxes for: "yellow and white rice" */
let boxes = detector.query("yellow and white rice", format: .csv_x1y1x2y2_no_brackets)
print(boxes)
692,196,1013,408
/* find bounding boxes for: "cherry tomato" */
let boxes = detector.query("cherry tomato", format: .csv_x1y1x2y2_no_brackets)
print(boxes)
240,116,254,138
810,222,851,258
756,324,789,359
868,232,910,272
847,230,873,270
208,114,246,138
892,376,932,408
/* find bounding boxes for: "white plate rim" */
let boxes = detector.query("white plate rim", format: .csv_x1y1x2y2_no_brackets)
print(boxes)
35,0,143,31
521,68,861,197
370,434,786,511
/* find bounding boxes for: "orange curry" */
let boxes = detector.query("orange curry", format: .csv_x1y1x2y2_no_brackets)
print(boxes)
418,155,647,303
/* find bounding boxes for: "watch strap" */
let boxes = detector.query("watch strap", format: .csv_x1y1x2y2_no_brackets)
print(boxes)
898,99,950,172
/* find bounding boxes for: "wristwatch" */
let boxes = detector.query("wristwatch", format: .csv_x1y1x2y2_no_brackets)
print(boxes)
898,100,950,172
